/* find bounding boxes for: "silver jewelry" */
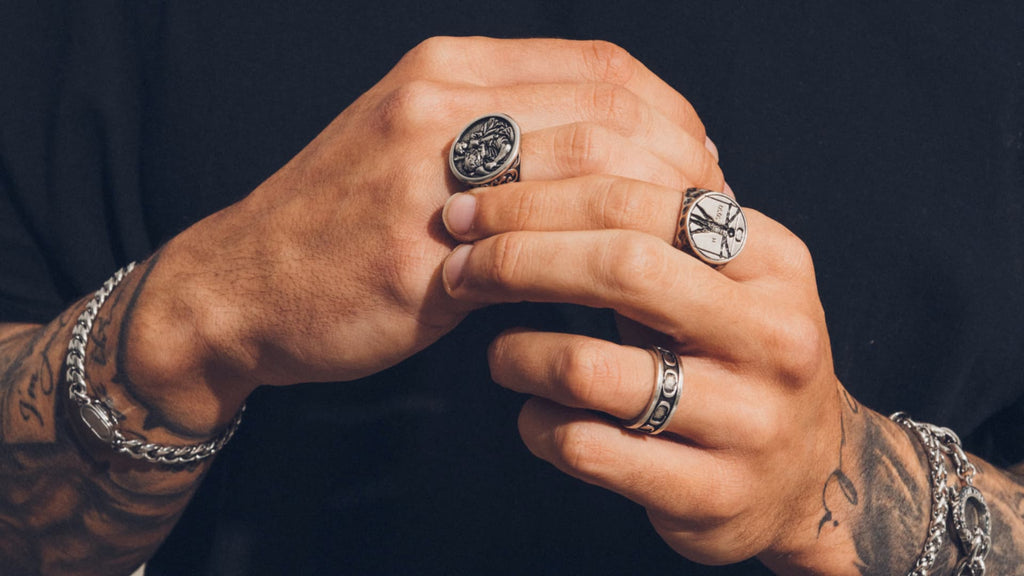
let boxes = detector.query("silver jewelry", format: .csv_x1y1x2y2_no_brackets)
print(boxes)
623,346,682,435
449,113,521,187
673,187,747,268
65,262,245,465
891,412,990,576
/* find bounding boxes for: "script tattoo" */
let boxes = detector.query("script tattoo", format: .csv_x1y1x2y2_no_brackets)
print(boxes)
0,254,212,575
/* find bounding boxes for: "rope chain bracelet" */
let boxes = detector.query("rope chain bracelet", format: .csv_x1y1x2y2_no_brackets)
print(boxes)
891,412,991,576
65,262,245,465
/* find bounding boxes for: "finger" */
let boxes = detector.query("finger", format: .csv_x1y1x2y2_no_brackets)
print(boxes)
518,125,697,190
489,330,769,447
477,83,723,190
399,37,705,138
705,136,720,162
517,397,735,522
443,176,683,243
444,185,796,285
442,229,753,354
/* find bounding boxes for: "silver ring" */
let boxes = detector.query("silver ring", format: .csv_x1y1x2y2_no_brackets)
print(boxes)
623,346,682,435
673,187,747,268
449,113,521,187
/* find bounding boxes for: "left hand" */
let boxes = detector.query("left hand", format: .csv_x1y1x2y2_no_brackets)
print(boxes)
439,176,846,565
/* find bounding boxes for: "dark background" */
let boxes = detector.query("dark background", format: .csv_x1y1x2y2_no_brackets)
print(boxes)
2,1,1022,574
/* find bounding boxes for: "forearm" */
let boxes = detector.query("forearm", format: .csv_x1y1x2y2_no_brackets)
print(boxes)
761,388,1024,575
0,255,238,575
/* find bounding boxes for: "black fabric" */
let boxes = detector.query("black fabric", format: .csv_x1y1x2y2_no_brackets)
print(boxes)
1,1,1022,574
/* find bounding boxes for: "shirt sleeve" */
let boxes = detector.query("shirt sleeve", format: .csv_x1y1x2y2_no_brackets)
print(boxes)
0,179,65,324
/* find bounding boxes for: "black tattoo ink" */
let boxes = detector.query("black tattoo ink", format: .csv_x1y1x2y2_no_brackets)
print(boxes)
818,388,860,536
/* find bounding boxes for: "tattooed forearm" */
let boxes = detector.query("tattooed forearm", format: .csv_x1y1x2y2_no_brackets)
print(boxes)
0,256,214,576
809,386,1024,575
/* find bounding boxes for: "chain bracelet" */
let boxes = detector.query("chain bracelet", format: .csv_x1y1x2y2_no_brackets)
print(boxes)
891,412,991,576
65,262,245,465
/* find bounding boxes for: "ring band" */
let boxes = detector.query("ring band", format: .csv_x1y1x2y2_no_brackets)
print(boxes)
449,113,521,187
673,187,747,268
623,346,682,435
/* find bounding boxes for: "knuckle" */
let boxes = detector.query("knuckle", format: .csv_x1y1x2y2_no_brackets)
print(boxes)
597,178,662,231
558,340,620,407
553,423,608,478
779,233,816,280
603,232,672,301
403,36,458,69
509,186,544,232
762,312,826,385
581,83,644,132
560,122,612,175
485,234,527,289
583,40,638,86
374,80,445,135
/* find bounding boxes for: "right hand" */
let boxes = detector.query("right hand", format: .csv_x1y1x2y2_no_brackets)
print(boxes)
126,36,724,429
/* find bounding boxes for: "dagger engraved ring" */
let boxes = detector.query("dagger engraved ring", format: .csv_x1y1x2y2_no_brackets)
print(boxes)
673,187,747,268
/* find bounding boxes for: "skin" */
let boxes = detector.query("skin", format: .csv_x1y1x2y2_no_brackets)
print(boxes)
438,179,1024,573
2,34,1020,574
0,37,721,575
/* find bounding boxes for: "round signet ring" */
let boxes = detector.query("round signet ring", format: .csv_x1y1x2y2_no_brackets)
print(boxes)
449,113,521,187
673,187,747,268
622,346,683,435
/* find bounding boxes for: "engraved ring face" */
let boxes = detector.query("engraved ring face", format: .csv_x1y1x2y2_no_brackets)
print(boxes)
676,189,747,267
449,113,521,187
623,346,683,435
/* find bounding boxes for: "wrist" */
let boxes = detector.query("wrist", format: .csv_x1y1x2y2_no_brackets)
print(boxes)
758,405,937,575
118,242,256,440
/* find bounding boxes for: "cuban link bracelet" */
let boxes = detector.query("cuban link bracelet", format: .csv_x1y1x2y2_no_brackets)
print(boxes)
891,412,991,576
65,262,245,465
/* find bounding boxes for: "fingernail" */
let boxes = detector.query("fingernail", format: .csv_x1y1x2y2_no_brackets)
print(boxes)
723,181,735,198
704,136,720,162
443,244,473,293
442,193,477,236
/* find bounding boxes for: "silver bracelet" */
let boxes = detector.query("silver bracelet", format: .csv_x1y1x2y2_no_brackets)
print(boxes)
891,412,991,576
65,262,245,465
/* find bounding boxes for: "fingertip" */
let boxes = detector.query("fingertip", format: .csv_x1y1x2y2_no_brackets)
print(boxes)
704,136,720,162
442,244,473,294
442,192,477,238
517,397,560,459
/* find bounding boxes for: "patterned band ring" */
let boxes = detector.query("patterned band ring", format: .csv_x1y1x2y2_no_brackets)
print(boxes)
673,187,747,268
449,113,521,187
622,346,683,435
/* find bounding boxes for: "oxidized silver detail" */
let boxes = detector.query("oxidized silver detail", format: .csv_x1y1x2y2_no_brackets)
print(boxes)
449,113,521,187
674,188,747,267
951,486,991,576
64,262,245,465
623,346,682,435
891,412,990,576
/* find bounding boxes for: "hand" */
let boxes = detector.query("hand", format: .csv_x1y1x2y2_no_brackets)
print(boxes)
440,179,852,566
122,37,724,432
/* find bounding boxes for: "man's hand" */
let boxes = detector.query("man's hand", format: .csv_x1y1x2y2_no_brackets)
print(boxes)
1,37,723,574
130,36,724,433
439,179,1024,572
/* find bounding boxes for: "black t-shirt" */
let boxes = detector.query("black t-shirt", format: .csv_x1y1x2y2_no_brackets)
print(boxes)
2,2,1022,574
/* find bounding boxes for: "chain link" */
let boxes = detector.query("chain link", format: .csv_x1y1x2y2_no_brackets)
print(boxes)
64,262,245,465
892,412,990,576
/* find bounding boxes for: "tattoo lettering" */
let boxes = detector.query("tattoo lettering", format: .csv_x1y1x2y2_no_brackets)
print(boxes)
0,255,212,575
